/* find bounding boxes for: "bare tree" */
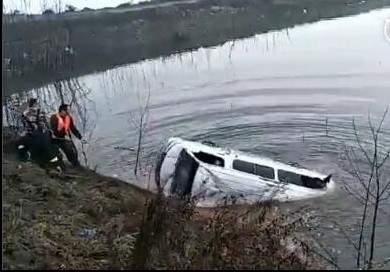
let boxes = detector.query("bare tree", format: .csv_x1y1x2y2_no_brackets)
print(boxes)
40,0,49,13
22,0,32,15
129,86,151,176
103,67,153,178
65,4,76,12
42,8,55,15
341,107,390,269
54,0,63,14
99,67,153,181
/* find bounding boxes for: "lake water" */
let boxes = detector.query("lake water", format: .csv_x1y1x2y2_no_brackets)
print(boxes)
3,8,390,269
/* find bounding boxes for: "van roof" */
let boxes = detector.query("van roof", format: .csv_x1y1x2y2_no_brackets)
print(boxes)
168,137,327,179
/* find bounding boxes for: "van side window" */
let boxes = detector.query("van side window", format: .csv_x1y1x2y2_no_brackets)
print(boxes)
233,160,256,175
233,160,275,180
256,165,275,180
278,170,304,186
193,152,225,167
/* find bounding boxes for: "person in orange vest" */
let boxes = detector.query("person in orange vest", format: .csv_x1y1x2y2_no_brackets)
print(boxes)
49,103,83,167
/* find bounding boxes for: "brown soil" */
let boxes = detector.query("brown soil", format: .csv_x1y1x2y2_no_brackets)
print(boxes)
2,150,152,269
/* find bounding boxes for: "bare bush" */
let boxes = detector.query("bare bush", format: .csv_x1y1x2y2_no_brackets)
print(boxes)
129,87,151,177
341,108,390,269
127,194,325,270
99,67,152,179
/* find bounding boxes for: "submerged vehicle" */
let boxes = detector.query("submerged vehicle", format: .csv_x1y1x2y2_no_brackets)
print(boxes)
155,137,335,207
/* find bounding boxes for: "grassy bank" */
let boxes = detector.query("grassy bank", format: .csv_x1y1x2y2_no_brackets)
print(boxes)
3,0,390,94
3,146,323,269
2,153,151,269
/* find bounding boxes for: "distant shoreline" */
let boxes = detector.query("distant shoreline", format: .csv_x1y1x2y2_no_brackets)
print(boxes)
3,0,390,95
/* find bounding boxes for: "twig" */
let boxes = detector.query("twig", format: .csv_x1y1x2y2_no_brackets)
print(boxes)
352,118,373,165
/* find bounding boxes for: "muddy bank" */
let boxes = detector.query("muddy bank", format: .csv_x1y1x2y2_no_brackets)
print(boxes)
3,0,390,95
2,151,151,269
3,144,325,269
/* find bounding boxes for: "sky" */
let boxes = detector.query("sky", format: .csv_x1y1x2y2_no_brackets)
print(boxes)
3,0,149,14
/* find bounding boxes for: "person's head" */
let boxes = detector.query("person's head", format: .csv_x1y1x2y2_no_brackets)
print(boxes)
58,103,70,117
28,98,38,108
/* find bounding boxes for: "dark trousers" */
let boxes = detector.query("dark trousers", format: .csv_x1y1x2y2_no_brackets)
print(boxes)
52,138,80,167
16,131,62,168
16,134,34,162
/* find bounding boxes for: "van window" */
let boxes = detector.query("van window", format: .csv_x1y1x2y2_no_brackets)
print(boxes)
233,160,275,180
233,160,256,175
256,165,275,180
278,170,304,186
193,152,225,167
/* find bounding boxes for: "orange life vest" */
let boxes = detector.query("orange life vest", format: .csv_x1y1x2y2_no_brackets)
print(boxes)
56,113,71,133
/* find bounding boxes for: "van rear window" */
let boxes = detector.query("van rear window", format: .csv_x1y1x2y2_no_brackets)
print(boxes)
233,160,275,180
278,170,327,189
278,170,304,186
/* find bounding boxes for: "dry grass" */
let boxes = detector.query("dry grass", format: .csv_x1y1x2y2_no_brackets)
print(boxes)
126,197,321,270
3,152,321,270
2,156,150,270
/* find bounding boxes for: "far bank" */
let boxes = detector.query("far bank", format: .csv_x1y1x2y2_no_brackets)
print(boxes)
3,0,390,95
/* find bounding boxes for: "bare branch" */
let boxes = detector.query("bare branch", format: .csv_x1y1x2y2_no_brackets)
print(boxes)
378,151,390,169
296,229,340,270
332,221,359,253
381,192,390,201
343,109,389,268
379,179,390,200
344,147,376,200
346,153,374,197
352,118,373,165
368,112,377,143
375,107,388,138
341,183,368,205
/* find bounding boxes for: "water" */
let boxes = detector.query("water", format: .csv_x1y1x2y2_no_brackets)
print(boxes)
3,8,390,269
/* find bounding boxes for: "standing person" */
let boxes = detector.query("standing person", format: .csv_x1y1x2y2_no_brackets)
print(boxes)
50,103,83,167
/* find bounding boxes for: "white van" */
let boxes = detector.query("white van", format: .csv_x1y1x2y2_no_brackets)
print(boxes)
155,137,335,207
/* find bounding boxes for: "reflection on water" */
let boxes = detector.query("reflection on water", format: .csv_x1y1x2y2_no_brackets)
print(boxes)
3,8,390,269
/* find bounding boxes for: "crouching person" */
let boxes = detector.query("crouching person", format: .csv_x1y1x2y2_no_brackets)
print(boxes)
17,98,63,170
16,98,43,161
50,103,83,167
30,127,64,171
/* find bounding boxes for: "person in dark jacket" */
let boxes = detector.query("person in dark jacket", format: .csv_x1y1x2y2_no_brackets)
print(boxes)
17,98,61,169
21,98,49,134
50,103,83,167
17,98,48,161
